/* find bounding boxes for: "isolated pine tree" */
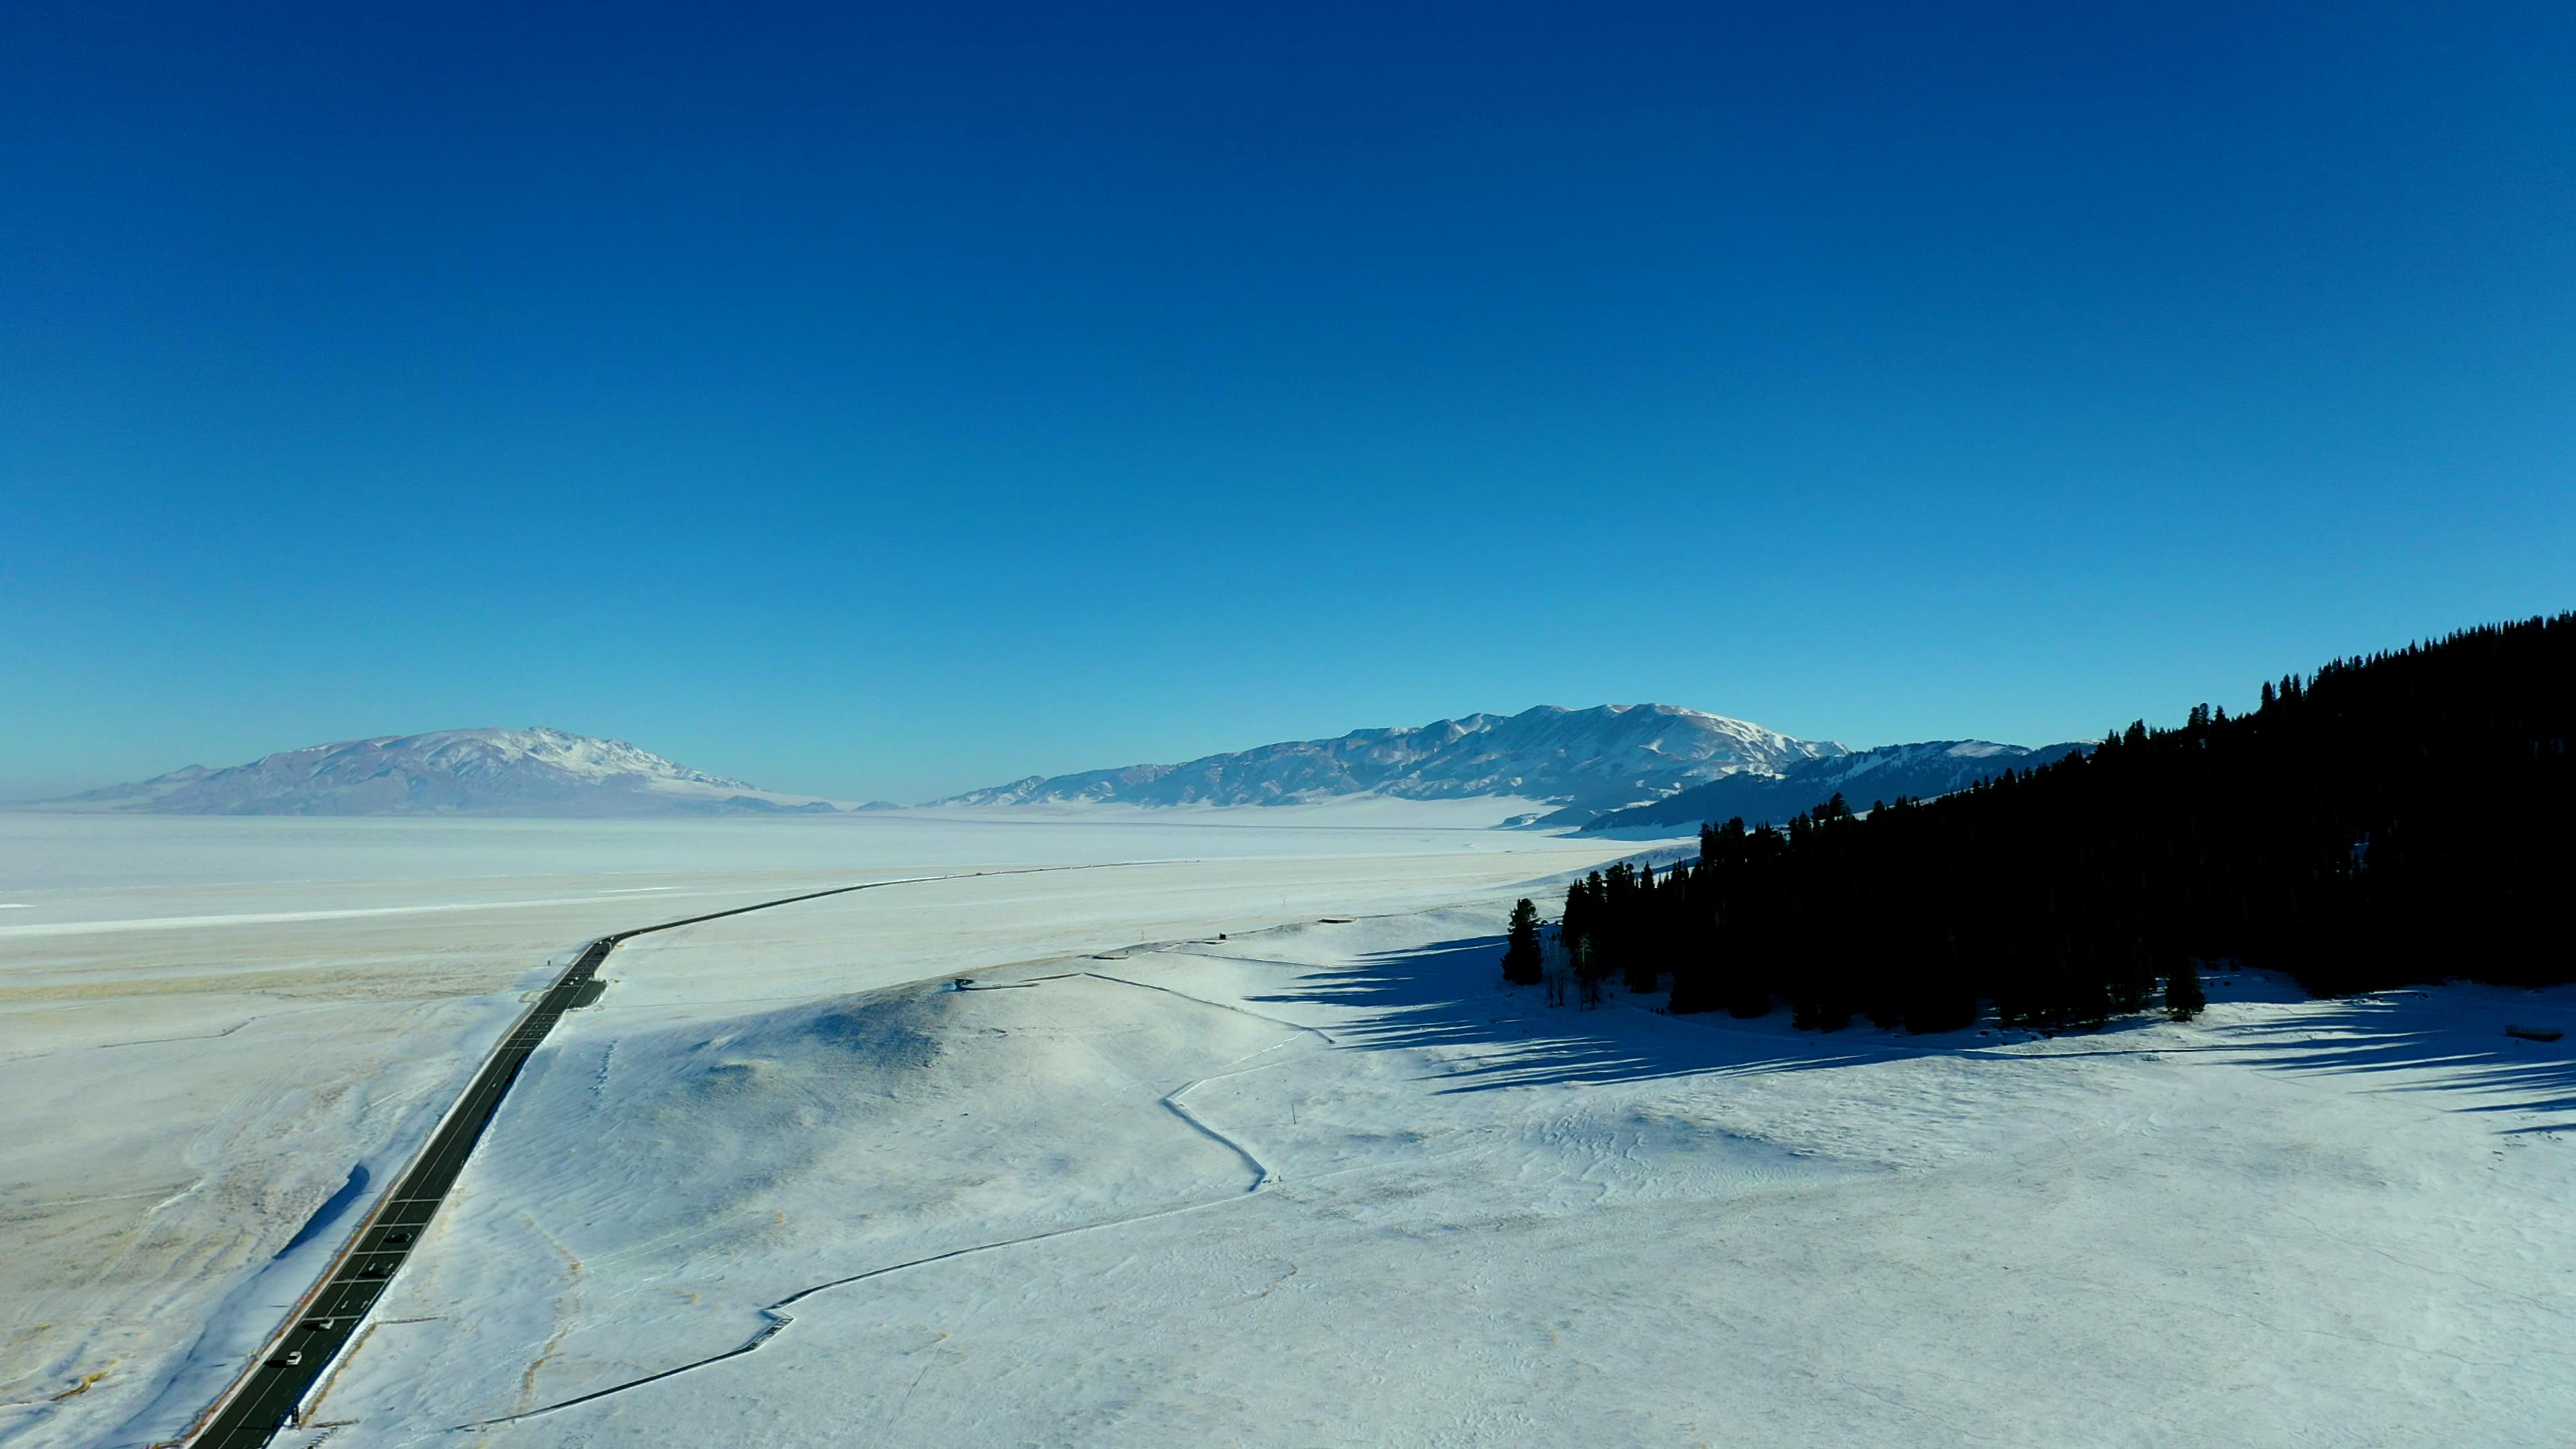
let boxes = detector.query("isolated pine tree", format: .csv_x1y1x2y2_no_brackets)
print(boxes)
2166,957,2207,1021
1501,898,1544,985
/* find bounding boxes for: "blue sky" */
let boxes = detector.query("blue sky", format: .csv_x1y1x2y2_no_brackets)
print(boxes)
5,3,2571,802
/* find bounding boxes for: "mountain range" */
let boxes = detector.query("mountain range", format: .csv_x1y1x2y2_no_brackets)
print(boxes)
40,708,2071,824
930,705,1847,817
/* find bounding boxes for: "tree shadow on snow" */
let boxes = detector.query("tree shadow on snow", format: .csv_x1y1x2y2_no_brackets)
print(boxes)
1246,934,1954,1097
2192,995,2576,1133
1243,936,2576,1130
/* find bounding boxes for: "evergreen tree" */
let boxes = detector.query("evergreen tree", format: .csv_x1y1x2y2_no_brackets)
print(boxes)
2166,956,2207,1021
1623,862,1664,994
1501,898,1544,985
1560,873,1597,965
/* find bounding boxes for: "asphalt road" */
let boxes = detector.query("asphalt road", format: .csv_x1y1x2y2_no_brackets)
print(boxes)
188,935,616,1448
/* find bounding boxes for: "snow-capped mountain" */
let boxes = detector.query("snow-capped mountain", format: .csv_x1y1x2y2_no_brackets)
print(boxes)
1583,738,2092,832
933,705,1849,816
48,727,837,816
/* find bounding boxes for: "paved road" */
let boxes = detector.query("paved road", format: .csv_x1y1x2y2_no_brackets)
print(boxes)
182,868,1112,1448
189,936,616,1448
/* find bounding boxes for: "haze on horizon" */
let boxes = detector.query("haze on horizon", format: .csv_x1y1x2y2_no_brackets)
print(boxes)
6,3,2571,804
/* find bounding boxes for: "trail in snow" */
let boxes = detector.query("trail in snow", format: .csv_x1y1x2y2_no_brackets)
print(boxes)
459,969,1332,1430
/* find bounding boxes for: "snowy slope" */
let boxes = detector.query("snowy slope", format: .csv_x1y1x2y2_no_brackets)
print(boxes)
42,727,833,816
935,704,1847,816
287,900,2576,1449
1587,737,2092,831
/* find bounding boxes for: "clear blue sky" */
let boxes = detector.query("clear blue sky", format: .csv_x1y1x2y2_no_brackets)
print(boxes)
5,3,2571,803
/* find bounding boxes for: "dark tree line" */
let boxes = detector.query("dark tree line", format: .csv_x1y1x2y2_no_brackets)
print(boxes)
1548,614,2573,1031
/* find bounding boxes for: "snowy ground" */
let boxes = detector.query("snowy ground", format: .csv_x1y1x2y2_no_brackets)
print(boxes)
315,916,2571,1444
0,806,1631,1448
8,811,2572,1446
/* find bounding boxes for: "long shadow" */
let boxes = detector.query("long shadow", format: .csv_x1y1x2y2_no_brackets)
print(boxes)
1243,934,1945,1096
2195,996,2576,1133
1239,934,2576,1129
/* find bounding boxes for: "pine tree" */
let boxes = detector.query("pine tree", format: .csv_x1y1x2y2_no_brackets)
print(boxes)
1501,898,1544,985
2166,956,2206,1021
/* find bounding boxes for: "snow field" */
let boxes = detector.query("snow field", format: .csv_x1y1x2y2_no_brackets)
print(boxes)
297,905,2573,1447
0,811,1635,1448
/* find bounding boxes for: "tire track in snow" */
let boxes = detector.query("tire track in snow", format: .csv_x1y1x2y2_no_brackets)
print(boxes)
456,970,1333,1430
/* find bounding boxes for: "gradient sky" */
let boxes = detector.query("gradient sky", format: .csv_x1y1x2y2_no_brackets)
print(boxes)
6,3,2571,803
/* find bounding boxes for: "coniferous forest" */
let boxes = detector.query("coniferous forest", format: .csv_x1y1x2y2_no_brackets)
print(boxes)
1549,614,2573,1031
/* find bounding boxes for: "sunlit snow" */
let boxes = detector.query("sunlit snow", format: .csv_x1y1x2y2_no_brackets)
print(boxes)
4,809,2569,1448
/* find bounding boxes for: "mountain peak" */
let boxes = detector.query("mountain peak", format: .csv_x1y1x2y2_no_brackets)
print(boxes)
44,727,823,816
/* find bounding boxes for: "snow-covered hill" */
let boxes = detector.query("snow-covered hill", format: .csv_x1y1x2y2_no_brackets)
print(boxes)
934,704,1848,818
44,727,836,816
1585,738,2092,832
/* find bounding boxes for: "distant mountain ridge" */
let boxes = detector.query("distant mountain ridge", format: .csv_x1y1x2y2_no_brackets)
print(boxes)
933,704,1849,817
48,727,837,816
46,714,2075,824
1583,739,2093,832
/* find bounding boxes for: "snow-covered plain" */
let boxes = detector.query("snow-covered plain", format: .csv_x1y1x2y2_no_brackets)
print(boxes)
308,916,2575,1449
0,807,1635,1448
9,810,2574,1448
